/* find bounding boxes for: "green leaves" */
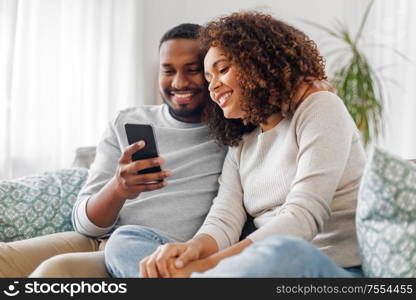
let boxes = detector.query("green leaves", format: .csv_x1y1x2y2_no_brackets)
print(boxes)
306,0,385,146
333,47,383,145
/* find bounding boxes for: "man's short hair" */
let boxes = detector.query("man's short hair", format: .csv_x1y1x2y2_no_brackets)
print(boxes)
159,23,201,48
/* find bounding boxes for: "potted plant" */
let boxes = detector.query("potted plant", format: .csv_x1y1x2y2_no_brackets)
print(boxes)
305,0,385,146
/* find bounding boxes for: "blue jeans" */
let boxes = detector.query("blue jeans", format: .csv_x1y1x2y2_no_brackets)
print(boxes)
105,225,176,278
106,226,363,278
192,235,363,278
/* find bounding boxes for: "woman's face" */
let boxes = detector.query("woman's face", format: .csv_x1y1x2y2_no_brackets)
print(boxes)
204,47,245,119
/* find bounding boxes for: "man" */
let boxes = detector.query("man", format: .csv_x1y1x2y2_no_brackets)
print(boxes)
0,23,227,277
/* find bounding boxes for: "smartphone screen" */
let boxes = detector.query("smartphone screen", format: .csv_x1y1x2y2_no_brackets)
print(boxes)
124,123,162,175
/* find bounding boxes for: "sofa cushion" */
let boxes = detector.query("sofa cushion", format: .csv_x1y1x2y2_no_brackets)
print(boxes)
72,146,96,169
0,168,88,242
356,147,416,277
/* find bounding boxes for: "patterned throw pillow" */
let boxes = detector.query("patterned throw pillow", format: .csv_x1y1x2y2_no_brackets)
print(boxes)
0,168,88,242
356,147,416,277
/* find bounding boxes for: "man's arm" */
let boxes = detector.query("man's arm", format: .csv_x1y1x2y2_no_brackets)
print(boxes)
86,141,170,227
72,119,171,236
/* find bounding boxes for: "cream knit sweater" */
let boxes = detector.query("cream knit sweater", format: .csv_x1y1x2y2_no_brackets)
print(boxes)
196,91,366,267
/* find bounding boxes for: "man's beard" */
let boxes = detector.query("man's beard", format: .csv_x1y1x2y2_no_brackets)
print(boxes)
161,90,207,120
166,102,206,120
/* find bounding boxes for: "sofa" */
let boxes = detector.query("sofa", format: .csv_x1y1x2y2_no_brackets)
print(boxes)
1,146,415,277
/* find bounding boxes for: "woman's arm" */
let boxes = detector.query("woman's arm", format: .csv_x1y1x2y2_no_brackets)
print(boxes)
247,92,362,244
174,234,252,270
169,238,254,277
140,148,247,278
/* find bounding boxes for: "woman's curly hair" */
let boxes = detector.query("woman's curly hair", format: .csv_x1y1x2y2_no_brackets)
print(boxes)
200,11,326,146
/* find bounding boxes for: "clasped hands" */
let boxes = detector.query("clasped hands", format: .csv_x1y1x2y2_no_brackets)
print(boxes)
138,242,213,278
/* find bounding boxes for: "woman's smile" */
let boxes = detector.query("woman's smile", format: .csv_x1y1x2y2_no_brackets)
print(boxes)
204,47,245,119
215,91,233,107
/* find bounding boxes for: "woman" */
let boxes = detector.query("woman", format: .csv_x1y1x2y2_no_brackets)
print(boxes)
106,11,366,278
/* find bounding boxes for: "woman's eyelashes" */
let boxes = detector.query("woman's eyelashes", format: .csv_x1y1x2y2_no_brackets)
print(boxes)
219,66,229,74
204,65,230,83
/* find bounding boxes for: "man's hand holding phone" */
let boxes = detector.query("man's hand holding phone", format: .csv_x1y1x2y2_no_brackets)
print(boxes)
114,141,171,200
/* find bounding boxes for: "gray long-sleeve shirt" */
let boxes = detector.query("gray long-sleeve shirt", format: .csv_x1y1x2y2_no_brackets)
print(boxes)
196,92,366,267
72,104,227,242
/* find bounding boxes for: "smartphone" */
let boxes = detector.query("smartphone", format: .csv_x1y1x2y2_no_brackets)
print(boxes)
124,123,162,175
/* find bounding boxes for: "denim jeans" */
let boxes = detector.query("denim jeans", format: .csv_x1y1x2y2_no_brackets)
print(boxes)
105,225,176,278
106,226,363,278
192,235,363,278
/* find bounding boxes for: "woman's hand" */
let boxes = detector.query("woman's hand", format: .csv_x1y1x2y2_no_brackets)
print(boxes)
168,238,254,278
139,242,201,278
167,257,216,278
